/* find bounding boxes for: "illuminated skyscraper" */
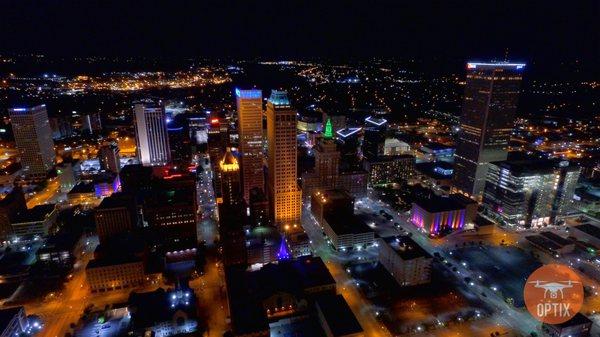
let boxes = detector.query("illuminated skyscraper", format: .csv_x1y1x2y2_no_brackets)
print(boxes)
134,102,171,166
302,119,341,197
219,148,241,207
235,89,265,202
9,105,55,178
452,62,525,200
266,90,302,231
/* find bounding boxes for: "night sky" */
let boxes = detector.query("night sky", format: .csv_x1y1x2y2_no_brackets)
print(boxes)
0,0,598,66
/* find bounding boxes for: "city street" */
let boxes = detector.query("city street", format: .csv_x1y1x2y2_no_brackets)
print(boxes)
355,196,542,336
301,204,390,337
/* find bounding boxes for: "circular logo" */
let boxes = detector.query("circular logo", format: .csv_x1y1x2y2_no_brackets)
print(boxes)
524,264,584,324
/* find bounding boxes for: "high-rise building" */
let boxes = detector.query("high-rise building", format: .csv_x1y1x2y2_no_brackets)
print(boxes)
134,102,171,166
314,119,340,189
483,159,581,228
236,89,265,203
266,91,302,231
452,62,525,199
94,192,138,244
9,105,55,178
98,142,120,173
301,119,341,197
207,117,227,204
219,148,241,207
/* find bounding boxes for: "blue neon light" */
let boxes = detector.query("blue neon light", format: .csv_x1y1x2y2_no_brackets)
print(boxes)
467,62,526,70
235,88,262,99
365,116,387,126
336,127,362,138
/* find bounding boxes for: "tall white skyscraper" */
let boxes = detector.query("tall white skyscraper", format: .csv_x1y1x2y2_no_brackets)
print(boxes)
9,104,55,178
134,102,171,166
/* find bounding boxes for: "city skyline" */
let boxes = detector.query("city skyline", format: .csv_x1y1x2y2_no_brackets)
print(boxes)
0,3,598,337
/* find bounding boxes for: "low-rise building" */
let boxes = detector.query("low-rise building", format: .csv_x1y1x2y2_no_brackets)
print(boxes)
410,193,476,236
322,214,374,251
225,257,336,337
416,142,455,163
86,256,147,293
378,236,432,287
541,312,592,337
311,189,355,225
315,295,364,337
0,188,27,241
37,231,84,271
572,224,600,248
11,204,58,238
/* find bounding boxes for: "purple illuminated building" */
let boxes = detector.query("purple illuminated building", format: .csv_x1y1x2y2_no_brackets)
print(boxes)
410,193,477,236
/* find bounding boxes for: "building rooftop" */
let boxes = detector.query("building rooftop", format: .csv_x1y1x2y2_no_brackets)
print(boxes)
491,159,580,176
268,90,291,107
235,88,262,99
324,213,372,236
367,154,415,163
525,235,562,252
0,306,23,330
68,181,95,194
13,204,56,223
466,62,526,70
539,231,572,247
225,256,336,335
86,254,142,269
315,295,363,337
545,312,592,328
382,235,431,260
97,192,134,209
574,223,600,240
413,194,466,213
312,189,354,203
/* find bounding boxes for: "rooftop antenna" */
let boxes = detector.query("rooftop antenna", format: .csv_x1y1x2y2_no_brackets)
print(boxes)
504,48,510,62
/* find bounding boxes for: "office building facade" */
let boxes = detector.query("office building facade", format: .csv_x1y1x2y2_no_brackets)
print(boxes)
483,159,581,228
98,141,120,173
452,62,525,199
134,102,171,166
266,91,302,231
9,105,55,178
236,89,265,203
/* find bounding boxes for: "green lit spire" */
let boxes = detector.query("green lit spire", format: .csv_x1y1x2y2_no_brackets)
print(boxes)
324,118,333,139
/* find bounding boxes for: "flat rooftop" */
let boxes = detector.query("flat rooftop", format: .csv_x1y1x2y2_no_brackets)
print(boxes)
574,224,600,240
382,235,430,260
324,213,373,236
97,192,133,209
540,231,572,247
316,295,363,337
13,204,56,223
86,255,142,269
414,194,466,213
492,159,580,176
525,235,561,252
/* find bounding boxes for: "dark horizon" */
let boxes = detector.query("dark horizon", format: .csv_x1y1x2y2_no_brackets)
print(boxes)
1,0,598,67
